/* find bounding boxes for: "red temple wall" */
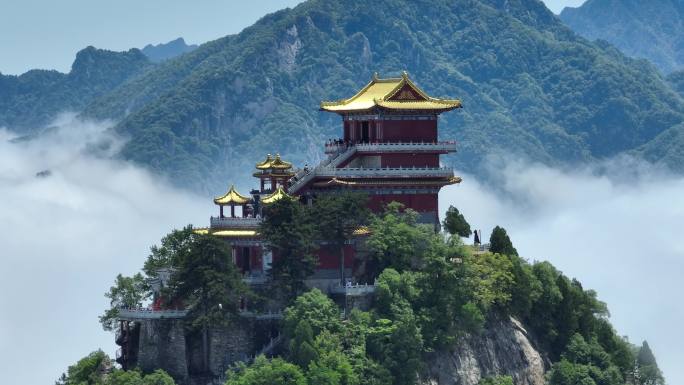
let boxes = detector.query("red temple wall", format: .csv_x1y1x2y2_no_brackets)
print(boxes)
381,120,437,142
316,244,354,269
381,153,439,168
368,193,438,213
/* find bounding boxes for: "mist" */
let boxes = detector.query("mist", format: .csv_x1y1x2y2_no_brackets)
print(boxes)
0,116,212,384
0,117,681,385
441,158,684,385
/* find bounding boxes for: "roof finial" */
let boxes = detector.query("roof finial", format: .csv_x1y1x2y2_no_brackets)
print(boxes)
372,72,379,81
401,70,409,80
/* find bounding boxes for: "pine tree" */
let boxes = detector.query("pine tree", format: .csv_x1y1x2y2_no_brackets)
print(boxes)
637,341,665,385
489,226,518,256
442,205,472,237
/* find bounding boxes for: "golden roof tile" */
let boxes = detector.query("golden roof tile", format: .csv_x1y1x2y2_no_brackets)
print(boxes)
261,186,291,205
256,153,293,170
214,185,251,205
320,72,461,113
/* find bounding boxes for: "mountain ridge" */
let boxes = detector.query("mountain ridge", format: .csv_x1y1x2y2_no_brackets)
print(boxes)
560,0,684,74
2,0,683,192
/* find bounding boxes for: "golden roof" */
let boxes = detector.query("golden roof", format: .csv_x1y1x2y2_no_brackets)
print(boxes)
320,72,462,113
214,185,250,205
352,226,371,236
261,186,291,205
256,153,293,170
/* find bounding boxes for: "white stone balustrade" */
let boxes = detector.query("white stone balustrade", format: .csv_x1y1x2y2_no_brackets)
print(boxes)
317,166,454,178
329,282,377,296
324,141,457,154
210,216,261,229
117,307,188,320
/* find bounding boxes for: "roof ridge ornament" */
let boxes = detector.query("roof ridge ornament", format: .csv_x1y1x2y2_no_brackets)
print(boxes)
372,72,379,81
401,70,409,80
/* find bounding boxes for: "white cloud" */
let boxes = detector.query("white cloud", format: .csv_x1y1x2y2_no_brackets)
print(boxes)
1,116,680,384
441,157,684,385
0,116,212,385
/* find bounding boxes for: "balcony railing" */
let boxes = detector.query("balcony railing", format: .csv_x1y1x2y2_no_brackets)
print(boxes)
117,307,188,320
242,273,269,285
289,146,357,193
356,141,457,153
329,282,377,296
317,166,454,178
325,140,457,154
238,310,284,320
210,216,261,229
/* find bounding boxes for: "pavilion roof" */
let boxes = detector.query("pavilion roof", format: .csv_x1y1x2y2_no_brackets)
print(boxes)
256,153,293,170
214,185,250,205
261,186,291,205
320,72,462,113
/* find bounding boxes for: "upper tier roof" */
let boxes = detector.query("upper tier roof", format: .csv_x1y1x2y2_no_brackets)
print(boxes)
320,72,462,113
256,153,293,170
214,185,250,205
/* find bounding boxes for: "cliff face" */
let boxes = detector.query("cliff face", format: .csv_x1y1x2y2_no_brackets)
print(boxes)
423,317,547,385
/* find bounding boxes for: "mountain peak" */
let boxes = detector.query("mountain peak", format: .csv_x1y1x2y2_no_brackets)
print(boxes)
141,37,198,63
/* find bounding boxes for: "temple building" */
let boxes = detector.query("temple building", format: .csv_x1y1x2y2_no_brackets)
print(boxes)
115,72,463,376
194,71,462,289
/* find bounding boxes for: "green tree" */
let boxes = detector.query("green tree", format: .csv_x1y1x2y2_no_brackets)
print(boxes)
366,202,433,275
443,205,472,237
636,341,665,385
478,376,514,385
312,193,370,284
283,288,342,337
366,303,423,385
225,356,306,385
465,252,515,312
289,319,319,368
307,332,358,385
99,273,148,331
56,352,176,385
489,226,517,256
168,233,249,372
56,350,109,385
259,197,317,298
143,225,196,276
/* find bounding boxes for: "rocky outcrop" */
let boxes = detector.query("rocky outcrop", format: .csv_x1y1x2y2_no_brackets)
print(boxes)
423,317,547,385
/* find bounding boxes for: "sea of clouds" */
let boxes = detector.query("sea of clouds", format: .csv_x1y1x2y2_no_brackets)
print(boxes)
0,116,681,385
441,157,684,385
0,116,211,384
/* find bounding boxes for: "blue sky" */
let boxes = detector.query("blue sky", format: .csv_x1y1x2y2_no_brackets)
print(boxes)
0,0,585,75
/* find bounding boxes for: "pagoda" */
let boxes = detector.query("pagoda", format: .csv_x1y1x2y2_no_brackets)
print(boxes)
195,71,461,286
289,71,462,226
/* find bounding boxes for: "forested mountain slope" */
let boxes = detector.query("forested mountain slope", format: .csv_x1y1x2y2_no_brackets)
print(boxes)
2,0,683,190
560,0,684,74
0,47,151,131
83,0,684,190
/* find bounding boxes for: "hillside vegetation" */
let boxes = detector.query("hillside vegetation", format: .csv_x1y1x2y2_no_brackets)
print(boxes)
70,197,664,385
2,0,683,190
90,0,684,189
560,0,684,74
0,47,151,131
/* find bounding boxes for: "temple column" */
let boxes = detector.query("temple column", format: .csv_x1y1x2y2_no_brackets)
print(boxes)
231,204,235,218
220,205,224,218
